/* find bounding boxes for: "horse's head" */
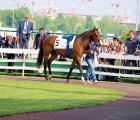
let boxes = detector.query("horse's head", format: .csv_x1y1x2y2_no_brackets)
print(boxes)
90,27,101,47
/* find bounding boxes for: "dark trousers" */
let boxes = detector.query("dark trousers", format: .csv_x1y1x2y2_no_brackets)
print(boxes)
111,68,119,82
104,68,113,81
125,60,137,74
7,54,15,71
19,34,29,59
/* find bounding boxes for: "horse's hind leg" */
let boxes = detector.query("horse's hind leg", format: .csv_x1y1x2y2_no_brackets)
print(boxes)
67,60,76,83
44,54,50,81
47,51,58,81
76,57,85,83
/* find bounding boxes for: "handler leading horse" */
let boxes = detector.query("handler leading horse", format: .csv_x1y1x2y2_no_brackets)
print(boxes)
36,28,100,83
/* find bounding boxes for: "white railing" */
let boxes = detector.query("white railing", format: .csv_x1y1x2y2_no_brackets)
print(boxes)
0,48,140,78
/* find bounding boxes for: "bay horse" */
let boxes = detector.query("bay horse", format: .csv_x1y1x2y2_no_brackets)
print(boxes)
36,28,100,83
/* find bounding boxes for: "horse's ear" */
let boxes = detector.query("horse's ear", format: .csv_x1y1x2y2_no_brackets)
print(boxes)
92,27,96,31
96,28,99,31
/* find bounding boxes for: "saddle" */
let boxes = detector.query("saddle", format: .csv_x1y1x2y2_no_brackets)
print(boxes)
62,35,74,58
62,36,73,42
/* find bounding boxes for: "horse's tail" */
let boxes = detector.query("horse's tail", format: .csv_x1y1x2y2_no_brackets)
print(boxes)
36,40,44,68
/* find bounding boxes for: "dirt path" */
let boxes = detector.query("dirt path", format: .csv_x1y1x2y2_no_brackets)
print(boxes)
0,77,140,120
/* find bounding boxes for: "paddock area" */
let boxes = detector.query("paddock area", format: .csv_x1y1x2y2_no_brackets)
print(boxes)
0,76,140,120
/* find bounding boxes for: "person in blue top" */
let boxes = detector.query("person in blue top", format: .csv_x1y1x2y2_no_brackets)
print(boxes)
124,30,140,74
135,31,140,39
17,14,33,49
84,41,98,84
17,14,33,59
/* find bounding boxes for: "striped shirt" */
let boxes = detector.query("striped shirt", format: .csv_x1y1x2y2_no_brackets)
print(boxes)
86,42,96,59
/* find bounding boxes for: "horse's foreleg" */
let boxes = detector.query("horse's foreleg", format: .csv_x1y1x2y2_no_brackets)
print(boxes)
67,60,76,83
43,54,50,81
47,51,58,81
77,58,85,83
44,58,47,80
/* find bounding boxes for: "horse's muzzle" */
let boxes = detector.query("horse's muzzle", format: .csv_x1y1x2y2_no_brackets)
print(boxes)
96,43,101,47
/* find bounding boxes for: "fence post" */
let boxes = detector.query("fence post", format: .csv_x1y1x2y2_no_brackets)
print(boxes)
118,59,121,78
22,53,26,77
0,46,3,58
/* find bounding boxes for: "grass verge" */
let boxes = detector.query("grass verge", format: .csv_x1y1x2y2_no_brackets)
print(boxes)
0,80,126,117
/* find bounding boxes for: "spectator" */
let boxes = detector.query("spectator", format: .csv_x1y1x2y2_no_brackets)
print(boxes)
108,44,114,54
124,31,140,74
2,32,8,41
34,28,47,75
98,58,105,81
15,36,20,49
98,43,108,81
14,37,20,59
0,35,3,48
5,35,15,73
34,28,47,49
106,44,116,82
0,32,8,48
111,46,122,82
135,31,140,40
17,14,33,59
84,41,98,84
107,44,115,66
100,42,108,53
113,37,119,51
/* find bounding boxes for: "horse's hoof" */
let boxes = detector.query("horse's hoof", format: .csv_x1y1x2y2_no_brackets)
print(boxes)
48,75,52,80
46,78,50,82
81,76,85,83
83,81,87,84
67,80,71,83
45,77,49,82
46,77,48,80
46,80,50,82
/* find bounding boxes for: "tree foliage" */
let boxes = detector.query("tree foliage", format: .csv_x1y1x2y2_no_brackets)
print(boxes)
14,7,31,27
0,8,133,36
120,32,129,43
86,16,94,30
98,16,130,36
138,23,140,32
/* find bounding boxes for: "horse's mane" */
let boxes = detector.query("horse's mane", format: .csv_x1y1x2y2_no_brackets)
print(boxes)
76,30,93,37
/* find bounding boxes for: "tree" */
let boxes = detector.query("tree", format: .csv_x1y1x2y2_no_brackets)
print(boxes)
98,15,130,36
120,32,129,43
1,9,13,26
75,24,86,34
32,15,44,29
57,13,64,20
86,16,94,30
43,17,48,29
0,10,3,25
138,23,140,31
30,19,36,29
69,16,81,33
14,7,31,27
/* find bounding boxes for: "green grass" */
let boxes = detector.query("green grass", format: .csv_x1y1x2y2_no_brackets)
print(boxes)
0,80,126,117
119,77,140,84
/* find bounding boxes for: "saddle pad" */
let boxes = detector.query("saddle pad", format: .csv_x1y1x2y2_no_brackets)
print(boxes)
54,36,76,49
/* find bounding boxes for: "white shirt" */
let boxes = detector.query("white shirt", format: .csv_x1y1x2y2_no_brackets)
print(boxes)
23,21,28,34
114,44,118,51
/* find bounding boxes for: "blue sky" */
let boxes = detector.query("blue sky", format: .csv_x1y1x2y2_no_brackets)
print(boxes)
0,0,139,23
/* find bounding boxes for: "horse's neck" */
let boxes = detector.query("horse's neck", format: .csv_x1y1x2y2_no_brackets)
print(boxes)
81,37,90,48
78,33,91,48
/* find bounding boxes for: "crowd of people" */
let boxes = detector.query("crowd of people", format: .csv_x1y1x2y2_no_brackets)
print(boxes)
0,14,51,73
0,13,140,82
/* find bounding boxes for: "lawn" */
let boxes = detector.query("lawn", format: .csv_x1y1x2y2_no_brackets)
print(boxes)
0,80,126,117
